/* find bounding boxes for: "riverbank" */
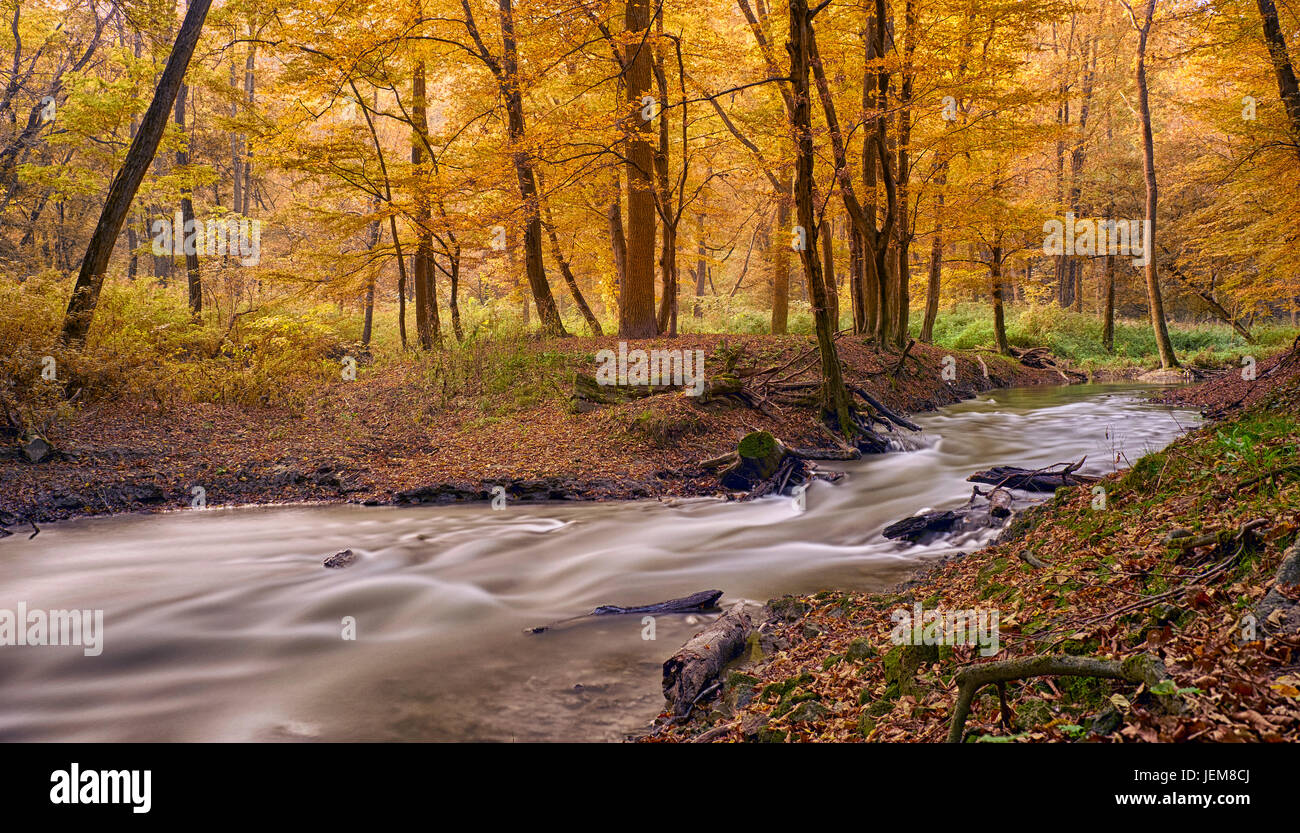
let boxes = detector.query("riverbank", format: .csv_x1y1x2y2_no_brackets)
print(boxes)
0,335,1063,528
645,342,1300,742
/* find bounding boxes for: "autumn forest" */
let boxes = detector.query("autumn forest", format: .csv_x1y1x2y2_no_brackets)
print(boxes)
2,0,1300,750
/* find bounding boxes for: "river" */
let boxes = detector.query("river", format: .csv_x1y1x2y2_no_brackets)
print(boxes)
0,384,1197,741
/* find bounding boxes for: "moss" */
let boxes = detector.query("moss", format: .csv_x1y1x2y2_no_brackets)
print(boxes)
1058,674,1110,708
1061,638,1101,656
846,638,878,662
821,654,844,670
738,430,778,460
787,700,829,724
762,672,814,702
882,643,940,697
771,688,818,718
977,557,1009,585
767,596,809,622
1017,697,1055,728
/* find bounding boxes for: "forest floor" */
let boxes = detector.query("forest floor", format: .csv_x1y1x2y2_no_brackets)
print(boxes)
0,335,1061,527
645,342,1300,743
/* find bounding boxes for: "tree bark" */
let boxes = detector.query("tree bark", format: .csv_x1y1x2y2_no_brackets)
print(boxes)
620,0,658,338
60,0,212,345
174,24,201,318
788,0,855,435
1255,0,1300,160
411,61,439,349
772,181,792,333
1103,252,1116,352
991,244,1009,354
1131,0,1179,368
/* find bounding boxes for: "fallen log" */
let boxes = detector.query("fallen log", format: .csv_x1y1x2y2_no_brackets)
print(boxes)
883,486,1037,544
883,510,962,542
848,385,923,432
526,589,724,634
968,463,1099,492
663,603,754,716
1007,347,1087,382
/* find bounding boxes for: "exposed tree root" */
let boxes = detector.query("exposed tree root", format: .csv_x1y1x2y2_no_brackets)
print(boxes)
947,653,1168,743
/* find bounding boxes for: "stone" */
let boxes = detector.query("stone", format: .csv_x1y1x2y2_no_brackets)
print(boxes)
21,436,51,464
323,549,357,569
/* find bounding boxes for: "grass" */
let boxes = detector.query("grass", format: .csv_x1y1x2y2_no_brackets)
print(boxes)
924,303,1298,371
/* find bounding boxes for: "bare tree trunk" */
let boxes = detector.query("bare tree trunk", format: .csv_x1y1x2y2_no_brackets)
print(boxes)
230,58,242,218
1103,252,1116,352
772,181,791,333
620,0,658,337
1130,0,1178,368
607,165,628,294
894,0,916,347
789,0,854,434
537,170,604,336
60,0,213,345
991,243,1009,354
174,22,201,317
1255,0,1300,160
362,200,379,347
921,181,944,342
411,60,437,349
821,214,838,329
693,209,707,319
241,44,255,215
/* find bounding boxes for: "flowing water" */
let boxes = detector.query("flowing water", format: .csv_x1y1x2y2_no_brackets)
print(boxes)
0,384,1197,742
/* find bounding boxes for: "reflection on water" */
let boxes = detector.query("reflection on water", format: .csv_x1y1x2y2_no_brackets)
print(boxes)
0,385,1196,741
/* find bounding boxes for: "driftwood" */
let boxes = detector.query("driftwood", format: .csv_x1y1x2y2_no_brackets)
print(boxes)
883,486,1028,544
947,653,1167,743
848,384,923,432
883,510,962,542
526,590,723,634
1007,346,1087,382
968,461,1099,492
662,603,754,716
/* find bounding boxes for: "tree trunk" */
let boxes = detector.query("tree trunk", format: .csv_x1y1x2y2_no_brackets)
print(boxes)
496,0,566,337
608,165,628,294
362,202,379,347
620,0,658,338
820,214,838,329
789,0,854,434
1133,0,1179,369
537,170,604,336
771,181,791,334
1103,252,1116,352
411,60,438,349
60,0,213,345
241,44,255,215
174,41,201,317
991,244,1009,354
894,0,916,347
1255,0,1300,161
693,209,706,319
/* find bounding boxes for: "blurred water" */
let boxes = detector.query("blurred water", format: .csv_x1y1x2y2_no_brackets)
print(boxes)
0,384,1196,741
